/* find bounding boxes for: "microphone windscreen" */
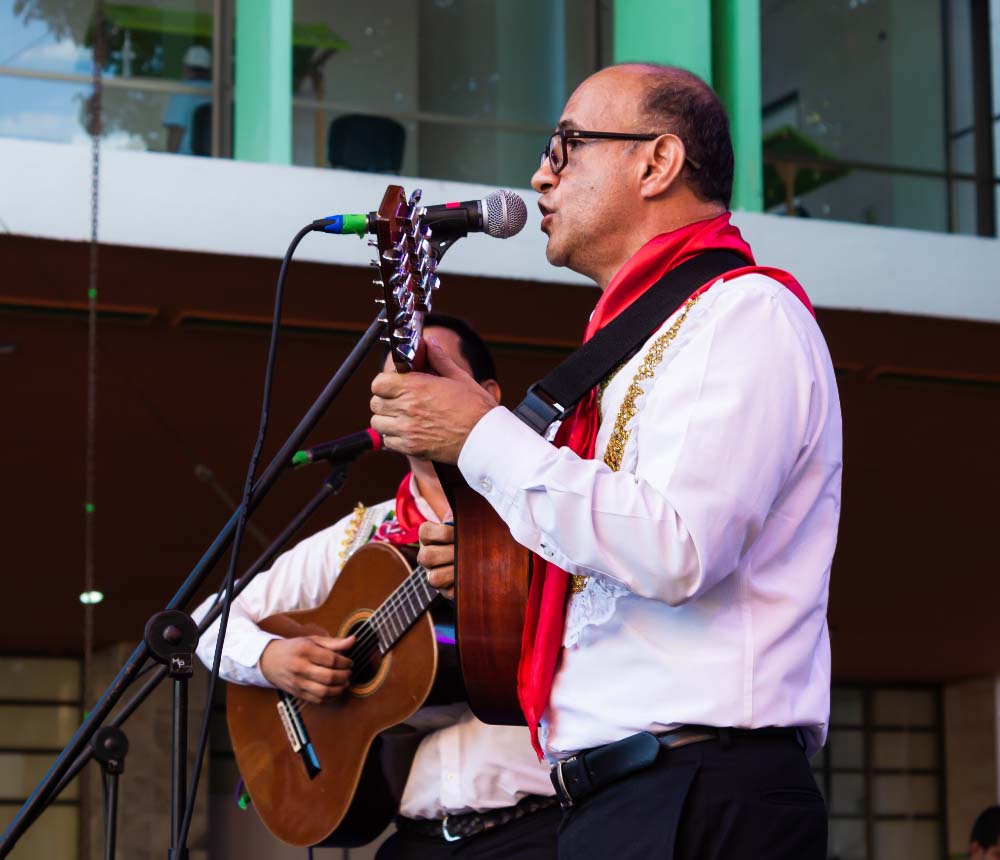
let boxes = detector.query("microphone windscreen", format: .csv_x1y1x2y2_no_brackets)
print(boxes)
484,190,528,239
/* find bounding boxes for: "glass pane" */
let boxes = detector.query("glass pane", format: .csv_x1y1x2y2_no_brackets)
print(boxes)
762,0,946,168
0,803,78,859
0,658,79,702
829,729,865,769
872,731,938,770
830,818,867,860
1,0,214,82
762,0,952,233
0,75,90,145
874,820,940,860
0,0,94,76
0,752,79,800
872,690,936,728
290,0,600,185
0,74,192,152
0,705,79,748
831,687,864,726
830,773,866,816
873,775,938,816
767,166,949,232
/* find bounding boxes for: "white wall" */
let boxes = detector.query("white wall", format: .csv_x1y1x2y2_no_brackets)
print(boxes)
1,137,998,323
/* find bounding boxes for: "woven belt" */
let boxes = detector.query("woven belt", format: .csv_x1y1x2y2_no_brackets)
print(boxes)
396,794,559,842
551,725,802,808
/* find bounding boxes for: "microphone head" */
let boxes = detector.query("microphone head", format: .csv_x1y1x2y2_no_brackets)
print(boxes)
483,190,528,239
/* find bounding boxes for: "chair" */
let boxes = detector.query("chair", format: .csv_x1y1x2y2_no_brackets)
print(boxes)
327,114,405,173
190,102,212,157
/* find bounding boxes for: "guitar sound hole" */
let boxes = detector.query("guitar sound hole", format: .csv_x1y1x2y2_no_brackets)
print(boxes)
347,619,382,686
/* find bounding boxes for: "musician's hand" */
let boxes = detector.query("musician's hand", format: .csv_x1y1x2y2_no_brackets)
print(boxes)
418,521,455,600
259,634,355,704
370,338,496,464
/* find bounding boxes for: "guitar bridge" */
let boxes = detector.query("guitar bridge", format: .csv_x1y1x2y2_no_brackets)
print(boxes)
276,693,322,779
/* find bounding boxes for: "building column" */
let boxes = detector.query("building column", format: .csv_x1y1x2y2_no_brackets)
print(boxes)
234,0,292,164
712,0,763,212
613,0,712,83
613,0,763,213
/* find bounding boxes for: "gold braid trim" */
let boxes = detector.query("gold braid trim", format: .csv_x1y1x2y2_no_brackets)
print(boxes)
571,294,702,594
338,503,367,565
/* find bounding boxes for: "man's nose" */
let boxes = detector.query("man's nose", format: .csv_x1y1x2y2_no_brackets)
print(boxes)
531,159,557,193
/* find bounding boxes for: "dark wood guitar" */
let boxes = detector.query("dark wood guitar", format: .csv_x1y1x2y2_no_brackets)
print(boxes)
374,184,531,726
226,541,441,847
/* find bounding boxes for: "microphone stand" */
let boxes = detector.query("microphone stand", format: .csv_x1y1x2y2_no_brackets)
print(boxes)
0,312,385,858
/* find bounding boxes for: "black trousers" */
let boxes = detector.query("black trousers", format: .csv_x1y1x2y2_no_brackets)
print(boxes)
375,805,561,859
557,733,827,860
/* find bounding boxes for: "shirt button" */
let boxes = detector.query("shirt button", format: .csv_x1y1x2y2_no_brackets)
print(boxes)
541,544,554,559
480,478,492,493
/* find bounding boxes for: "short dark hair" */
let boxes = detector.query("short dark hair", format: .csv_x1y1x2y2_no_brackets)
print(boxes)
423,313,496,383
971,806,1000,848
630,64,734,208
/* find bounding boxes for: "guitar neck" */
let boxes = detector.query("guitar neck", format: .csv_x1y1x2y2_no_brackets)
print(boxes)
359,565,438,655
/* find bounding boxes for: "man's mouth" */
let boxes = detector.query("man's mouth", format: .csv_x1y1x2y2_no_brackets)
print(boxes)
538,202,555,231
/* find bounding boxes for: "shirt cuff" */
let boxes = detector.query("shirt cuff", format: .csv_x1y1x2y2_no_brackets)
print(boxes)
228,628,282,688
458,405,556,516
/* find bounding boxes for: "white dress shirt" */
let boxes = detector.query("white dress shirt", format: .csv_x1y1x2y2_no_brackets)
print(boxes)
193,481,553,819
458,274,842,760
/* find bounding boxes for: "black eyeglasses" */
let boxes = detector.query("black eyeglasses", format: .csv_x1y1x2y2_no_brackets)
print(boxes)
540,128,702,175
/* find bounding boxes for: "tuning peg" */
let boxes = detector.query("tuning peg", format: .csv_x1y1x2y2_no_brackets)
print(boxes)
374,298,386,306
379,336,392,344
408,189,423,207
367,239,378,248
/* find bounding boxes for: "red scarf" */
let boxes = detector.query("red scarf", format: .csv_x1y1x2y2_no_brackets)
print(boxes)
516,213,815,757
371,473,425,546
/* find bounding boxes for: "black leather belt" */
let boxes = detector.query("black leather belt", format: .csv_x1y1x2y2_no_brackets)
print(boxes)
550,725,802,808
396,794,558,842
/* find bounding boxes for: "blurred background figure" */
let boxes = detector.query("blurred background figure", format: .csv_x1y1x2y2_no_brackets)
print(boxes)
164,44,212,155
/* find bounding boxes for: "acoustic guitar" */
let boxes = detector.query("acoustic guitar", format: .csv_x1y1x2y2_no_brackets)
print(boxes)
225,541,441,847
374,185,532,726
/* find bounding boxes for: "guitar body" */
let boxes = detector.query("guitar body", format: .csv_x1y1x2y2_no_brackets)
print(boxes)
225,542,437,847
438,465,531,726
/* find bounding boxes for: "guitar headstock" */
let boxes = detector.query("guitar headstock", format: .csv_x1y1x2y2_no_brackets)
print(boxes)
369,185,439,373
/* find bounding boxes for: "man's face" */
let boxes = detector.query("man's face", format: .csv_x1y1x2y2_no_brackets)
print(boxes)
972,840,1000,859
530,67,650,281
380,326,472,377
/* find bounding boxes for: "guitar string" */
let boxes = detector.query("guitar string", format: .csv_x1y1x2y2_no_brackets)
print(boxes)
288,575,431,716
288,566,438,715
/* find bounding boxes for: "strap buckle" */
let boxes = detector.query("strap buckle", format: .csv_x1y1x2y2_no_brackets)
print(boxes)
513,383,566,435
553,755,577,808
441,815,462,843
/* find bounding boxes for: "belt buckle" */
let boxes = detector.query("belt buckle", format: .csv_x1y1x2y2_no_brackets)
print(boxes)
554,756,577,808
441,815,461,843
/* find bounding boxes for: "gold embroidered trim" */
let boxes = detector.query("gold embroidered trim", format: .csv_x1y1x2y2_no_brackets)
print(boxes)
338,503,367,564
571,294,702,594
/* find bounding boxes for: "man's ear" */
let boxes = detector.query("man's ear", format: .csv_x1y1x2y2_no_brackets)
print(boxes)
639,133,687,200
481,379,501,403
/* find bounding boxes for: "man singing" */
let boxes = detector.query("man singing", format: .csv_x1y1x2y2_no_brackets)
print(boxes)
369,64,842,859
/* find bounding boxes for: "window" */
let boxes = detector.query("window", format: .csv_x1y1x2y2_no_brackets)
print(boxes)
816,686,945,860
0,656,82,860
761,0,998,235
290,0,603,187
0,0,217,155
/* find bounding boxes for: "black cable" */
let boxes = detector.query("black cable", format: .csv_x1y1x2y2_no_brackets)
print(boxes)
177,222,315,852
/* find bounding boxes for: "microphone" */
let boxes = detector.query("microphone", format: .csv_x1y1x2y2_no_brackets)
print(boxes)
314,190,528,240
291,428,383,468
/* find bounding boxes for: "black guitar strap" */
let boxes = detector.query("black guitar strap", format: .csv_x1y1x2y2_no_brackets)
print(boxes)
513,250,747,434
